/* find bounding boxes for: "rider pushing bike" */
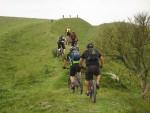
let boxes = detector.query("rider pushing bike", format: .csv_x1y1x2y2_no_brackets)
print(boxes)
57,35,66,54
70,32,78,47
80,43,104,96
63,46,81,89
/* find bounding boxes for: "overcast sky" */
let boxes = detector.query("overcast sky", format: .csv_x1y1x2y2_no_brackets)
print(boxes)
0,0,150,25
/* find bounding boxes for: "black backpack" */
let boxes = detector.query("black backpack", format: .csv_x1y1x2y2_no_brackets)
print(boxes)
87,48,99,61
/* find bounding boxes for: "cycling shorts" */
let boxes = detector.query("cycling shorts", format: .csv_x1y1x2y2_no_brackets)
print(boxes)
58,43,65,49
70,64,81,76
85,65,100,80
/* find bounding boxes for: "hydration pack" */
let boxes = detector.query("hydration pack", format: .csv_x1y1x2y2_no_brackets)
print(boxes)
70,50,80,61
87,48,99,61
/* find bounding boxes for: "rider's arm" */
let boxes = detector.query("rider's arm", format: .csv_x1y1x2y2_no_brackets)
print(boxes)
63,54,69,69
63,59,67,69
79,58,84,67
97,50,104,68
99,55,104,68
80,50,86,67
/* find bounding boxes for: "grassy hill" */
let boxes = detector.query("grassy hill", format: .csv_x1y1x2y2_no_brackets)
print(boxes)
0,16,150,113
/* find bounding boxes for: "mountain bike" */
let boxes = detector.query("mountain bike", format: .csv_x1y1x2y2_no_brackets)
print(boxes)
68,72,83,94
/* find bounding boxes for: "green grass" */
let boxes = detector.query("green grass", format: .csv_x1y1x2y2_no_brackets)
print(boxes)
0,16,150,113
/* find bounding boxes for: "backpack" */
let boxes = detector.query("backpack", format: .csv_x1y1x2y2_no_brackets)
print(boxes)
87,48,99,61
70,50,80,61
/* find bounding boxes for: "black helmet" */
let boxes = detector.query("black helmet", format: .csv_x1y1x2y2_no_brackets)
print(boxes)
87,43,94,48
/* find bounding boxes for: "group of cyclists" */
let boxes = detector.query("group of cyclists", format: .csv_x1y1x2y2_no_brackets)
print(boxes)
57,27,104,96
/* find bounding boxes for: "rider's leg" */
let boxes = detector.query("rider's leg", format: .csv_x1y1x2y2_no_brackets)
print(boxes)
85,80,90,93
71,41,75,47
95,66,101,89
96,75,100,85
70,76,75,85
85,67,93,95
63,59,67,69
96,75,101,89
66,36,69,45
62,43,65,54
76,65,81,82
70,65,76,89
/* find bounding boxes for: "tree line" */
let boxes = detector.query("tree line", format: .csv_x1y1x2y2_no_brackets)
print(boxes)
95,12,150,98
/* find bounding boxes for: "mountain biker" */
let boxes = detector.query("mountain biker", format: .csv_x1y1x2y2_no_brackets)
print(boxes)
80,43,104,95
57,35,66,54
63,46,81,89
70,32,78,46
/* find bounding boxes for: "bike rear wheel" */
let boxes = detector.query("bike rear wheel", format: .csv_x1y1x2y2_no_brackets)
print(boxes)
68,72,83,94
90,80,96,103
76,72,83,94
68,77,75,93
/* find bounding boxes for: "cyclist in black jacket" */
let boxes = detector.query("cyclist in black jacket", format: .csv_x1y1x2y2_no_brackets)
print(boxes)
80,43,104,95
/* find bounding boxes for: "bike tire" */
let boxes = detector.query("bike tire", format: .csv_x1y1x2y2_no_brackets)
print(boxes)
68,77,71,90
76,73,83,94
68,77,75,93
91,80,96,103
80,82,83,94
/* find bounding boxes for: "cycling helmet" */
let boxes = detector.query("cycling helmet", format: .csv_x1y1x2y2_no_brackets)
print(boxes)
87,43,94,48
59,35,63,40
70,46,77,51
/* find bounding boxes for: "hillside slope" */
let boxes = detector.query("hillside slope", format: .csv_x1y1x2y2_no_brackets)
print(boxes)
0,16,150,113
